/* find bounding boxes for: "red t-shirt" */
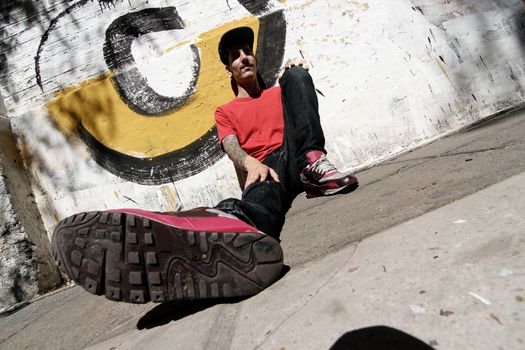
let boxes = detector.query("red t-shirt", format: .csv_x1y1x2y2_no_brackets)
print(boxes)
214,86,284,162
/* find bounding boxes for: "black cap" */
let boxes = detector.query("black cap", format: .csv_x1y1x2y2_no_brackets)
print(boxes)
218,26,254,65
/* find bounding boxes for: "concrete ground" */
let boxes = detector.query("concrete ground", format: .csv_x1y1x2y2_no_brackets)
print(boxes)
0,107,524,349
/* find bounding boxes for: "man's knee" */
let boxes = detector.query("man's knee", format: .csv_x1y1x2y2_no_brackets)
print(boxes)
280,66,312,87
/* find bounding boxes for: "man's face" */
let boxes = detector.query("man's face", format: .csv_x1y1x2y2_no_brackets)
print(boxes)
226,42,258,84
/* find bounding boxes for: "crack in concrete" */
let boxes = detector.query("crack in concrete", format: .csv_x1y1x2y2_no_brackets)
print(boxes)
204,303,242,350
88,315,139,347
364,160,429,188
379,142,517,167
253,243,359,349
0,309,48,345
366,142,518,187
286,195,339,219
0,287,83,345
442,144,515,157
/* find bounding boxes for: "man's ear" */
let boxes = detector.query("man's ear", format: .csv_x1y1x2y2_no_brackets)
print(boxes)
225,66,233,77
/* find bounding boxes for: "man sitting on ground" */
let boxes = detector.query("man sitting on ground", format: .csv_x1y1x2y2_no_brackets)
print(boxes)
51,27,358,303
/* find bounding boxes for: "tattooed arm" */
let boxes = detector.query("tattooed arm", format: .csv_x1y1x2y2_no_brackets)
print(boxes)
222,134,279,188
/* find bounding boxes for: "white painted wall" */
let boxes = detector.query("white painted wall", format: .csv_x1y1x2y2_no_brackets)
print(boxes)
0,116,62,310
0,0,524,235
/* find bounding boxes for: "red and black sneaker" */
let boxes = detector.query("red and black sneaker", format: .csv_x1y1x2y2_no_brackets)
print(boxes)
52,208,283,303
300,150,359,198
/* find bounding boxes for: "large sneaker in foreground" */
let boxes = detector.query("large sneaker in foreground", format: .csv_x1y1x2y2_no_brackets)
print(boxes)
301,150,359,198
52,208,283,303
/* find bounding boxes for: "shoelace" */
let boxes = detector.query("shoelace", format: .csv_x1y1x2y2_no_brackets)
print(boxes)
307,156,337,179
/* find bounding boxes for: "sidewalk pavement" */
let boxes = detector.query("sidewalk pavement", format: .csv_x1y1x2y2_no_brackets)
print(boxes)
86,169,525,350
0,108,524,349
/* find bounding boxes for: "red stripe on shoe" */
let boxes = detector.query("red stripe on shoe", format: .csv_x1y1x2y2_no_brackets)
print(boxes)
110,208,261,233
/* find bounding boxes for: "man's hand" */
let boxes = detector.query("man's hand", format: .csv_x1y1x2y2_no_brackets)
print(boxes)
243,156,280,188
222,134,279,189
283,58,310,71
279,58,310,83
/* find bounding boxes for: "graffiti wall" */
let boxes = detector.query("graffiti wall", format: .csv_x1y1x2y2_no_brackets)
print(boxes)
0,0,524,233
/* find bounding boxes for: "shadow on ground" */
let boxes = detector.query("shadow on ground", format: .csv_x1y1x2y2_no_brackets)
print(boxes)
330,326,436,350
137,297,247,329
136,265,291,329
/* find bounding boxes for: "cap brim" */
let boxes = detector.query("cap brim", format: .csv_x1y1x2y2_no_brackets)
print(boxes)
218,27,255,65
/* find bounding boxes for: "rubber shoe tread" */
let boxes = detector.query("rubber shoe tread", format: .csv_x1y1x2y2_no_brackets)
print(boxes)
52,211,283,303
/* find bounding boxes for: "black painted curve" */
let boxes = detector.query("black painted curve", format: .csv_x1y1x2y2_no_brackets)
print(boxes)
109,46,200,116
238,0,272,16
78,123,224,185
34,0,91,91
257,10,286,87
104,7,199,116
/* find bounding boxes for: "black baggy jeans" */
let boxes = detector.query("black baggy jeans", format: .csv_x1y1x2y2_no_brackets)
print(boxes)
215,67,326,240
